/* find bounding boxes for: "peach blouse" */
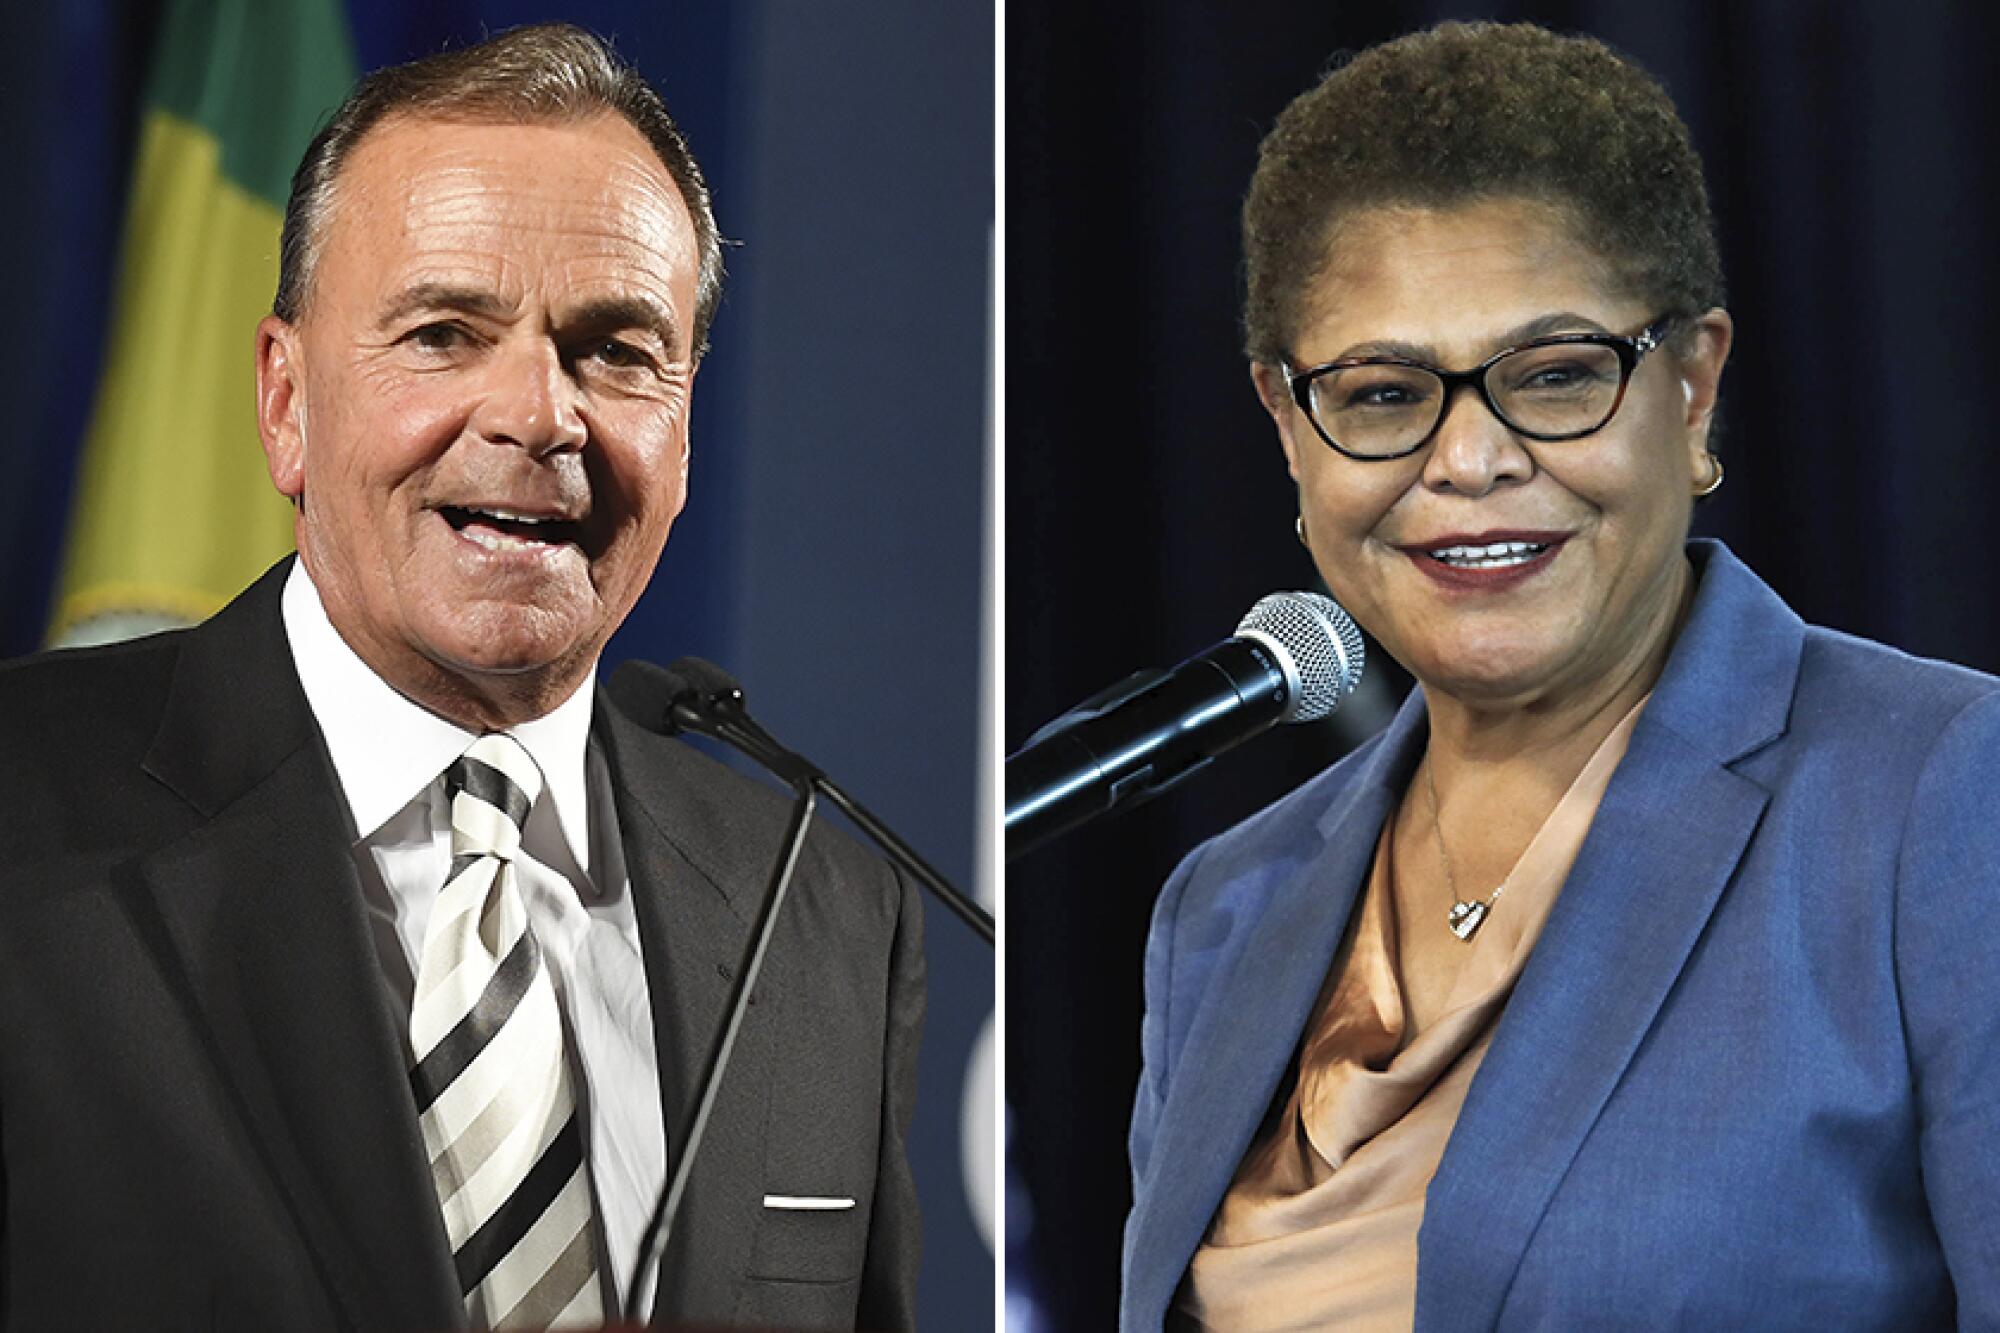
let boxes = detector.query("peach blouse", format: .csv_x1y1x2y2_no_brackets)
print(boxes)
1172,698,1648,1331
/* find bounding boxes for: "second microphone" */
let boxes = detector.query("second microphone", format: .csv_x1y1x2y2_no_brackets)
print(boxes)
1005,592,1365,860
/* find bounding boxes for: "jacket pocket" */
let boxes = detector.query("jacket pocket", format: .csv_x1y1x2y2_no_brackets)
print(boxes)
746,1189,870,1283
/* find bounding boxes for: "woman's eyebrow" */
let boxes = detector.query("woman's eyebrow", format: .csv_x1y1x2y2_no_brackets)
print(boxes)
1332,312,1611,363
1500,311,1612,342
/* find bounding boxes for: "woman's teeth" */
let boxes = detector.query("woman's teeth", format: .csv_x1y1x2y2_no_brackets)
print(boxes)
1428,540,1550,569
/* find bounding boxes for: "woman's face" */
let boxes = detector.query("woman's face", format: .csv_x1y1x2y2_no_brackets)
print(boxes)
1254,198,1732,710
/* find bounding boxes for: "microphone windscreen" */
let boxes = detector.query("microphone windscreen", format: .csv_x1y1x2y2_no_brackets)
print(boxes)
1234,591,1366,723
666,656,744,697
607,658,697,734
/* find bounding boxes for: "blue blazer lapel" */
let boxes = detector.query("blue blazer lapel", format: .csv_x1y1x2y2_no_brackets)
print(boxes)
1126,696,1427,1321
1416,541,1802,1329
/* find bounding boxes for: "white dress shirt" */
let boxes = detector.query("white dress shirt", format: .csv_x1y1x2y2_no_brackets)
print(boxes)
279,561,665,1309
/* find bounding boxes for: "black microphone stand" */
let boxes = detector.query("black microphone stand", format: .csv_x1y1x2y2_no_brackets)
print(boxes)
622,689,818,1323
618,662,993,1321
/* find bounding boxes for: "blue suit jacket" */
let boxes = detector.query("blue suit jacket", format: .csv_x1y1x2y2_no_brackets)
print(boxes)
1124,540,2000,1330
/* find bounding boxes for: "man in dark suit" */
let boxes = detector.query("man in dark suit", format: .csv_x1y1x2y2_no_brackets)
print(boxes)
0,24,921,1330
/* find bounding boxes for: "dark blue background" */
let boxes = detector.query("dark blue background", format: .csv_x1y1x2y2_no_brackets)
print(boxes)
0,2,993,1326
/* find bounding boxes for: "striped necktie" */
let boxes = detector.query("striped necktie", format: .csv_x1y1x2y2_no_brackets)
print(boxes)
409,733,606,1328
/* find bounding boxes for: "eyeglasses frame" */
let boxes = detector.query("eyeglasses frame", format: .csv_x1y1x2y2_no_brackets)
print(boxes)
1280,314,1680,462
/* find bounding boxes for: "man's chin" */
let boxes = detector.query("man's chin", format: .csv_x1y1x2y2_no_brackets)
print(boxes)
415,595,596,663
404,623,603,718
428,641,589,682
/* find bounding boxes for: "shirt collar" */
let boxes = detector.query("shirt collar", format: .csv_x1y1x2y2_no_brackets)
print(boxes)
279,560,599,873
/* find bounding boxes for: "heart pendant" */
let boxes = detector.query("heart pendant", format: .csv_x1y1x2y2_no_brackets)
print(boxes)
1447,899,1488,941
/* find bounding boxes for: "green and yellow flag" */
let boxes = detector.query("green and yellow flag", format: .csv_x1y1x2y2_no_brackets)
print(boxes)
51,0,355,645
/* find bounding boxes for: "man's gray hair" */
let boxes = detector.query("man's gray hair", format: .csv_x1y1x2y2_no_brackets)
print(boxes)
273,22,725,357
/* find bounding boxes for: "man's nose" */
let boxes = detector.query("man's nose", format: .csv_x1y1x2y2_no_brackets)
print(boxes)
474,338,587,455
1421,382,1534,497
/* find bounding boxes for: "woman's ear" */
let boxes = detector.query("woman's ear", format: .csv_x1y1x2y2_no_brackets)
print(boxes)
1678,307,1734,441
1251,362,1305,482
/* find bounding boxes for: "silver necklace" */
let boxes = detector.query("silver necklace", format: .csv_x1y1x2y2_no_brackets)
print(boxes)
1423,761,1505,942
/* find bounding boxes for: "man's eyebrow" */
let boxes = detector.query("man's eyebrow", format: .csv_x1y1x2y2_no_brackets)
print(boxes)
564,295,685,359
374,282,513,330
373,284,686,358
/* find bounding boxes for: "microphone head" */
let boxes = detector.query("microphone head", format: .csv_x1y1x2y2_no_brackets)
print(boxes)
606,657,747,736
1234,591,1365,723
608,658,696,732
668,656,746,699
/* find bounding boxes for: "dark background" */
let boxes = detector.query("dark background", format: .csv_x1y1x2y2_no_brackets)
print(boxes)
1,2,994,1327
1005,3,2000,1329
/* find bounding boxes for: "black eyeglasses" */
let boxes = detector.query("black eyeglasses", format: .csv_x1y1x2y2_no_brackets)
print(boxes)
1280,315,1678,461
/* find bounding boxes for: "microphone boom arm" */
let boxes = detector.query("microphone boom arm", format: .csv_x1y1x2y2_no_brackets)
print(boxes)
685,687,995,945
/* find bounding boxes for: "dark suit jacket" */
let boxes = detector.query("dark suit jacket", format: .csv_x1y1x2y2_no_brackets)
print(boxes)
1125,541,2000,1330
0,561,924,1331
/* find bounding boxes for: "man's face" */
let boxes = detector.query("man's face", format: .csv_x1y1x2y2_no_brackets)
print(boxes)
256,112,700,726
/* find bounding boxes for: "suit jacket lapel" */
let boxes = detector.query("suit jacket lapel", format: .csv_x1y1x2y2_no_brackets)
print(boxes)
1416,541,1801,1329
127,562,460,1332
1127,697,1428,1318
598,705,778,1320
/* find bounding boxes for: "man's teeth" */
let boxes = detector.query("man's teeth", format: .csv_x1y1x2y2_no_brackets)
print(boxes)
1428,540,1550,569
461,524,544,551
454,506,569,550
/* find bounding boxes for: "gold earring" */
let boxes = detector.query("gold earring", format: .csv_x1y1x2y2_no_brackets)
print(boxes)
1295,515,1310,548
1693,453,1724,498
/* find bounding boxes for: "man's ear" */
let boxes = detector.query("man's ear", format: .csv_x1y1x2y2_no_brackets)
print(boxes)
1250,362,1304,482
255,315,306,502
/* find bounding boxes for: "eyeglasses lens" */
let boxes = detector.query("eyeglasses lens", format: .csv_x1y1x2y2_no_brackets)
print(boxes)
1307,341,1626,456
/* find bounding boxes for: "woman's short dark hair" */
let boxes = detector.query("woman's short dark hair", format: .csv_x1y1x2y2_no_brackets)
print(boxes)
1242,22,1724,364
274,22,725,357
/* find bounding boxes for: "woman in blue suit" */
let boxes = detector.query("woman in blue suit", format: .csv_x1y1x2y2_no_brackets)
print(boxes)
1127,23,2000,1330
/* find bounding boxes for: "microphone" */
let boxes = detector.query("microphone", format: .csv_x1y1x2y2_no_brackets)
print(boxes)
607,658,822,1323
1005,591,1365,859
606,654,993,1321
611,656,822,787
609,657,992,942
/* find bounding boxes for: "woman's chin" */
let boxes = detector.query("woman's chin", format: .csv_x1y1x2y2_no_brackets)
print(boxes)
1405,639,1578,708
